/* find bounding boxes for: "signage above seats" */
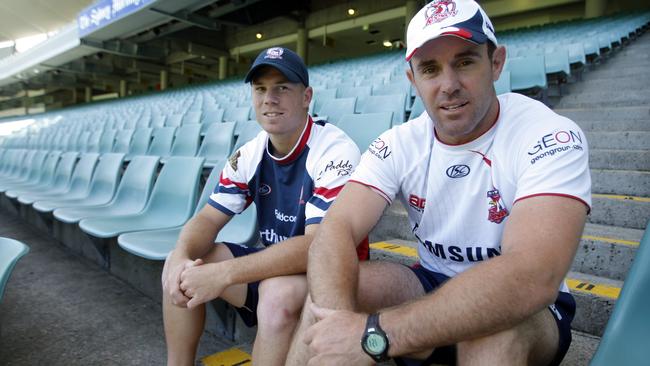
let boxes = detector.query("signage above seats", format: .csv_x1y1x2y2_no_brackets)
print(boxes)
77,0,156,37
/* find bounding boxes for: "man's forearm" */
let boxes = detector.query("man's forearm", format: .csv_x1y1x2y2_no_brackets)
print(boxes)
308,216,359,310
175,214,222,259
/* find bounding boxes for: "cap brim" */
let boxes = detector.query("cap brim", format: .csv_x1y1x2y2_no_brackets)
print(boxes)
244,62,304,84
405,28,489,61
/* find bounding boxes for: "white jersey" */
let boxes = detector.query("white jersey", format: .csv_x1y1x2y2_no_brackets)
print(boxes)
351,93,591,292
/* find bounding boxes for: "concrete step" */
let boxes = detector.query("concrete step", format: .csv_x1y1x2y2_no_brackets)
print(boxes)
556,95,650,109
554,106,650,123
589,149,650,171
591,169,650,197
573,119,650,132
585,131,650,150
589,194,650,230
367,240,621,337
566,76,650,93
581,65,650,80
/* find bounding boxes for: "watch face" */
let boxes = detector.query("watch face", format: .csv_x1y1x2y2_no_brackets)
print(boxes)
365,333,387,355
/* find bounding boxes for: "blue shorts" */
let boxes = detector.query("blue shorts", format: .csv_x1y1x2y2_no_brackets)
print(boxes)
222,242,263,327
394,265,576,366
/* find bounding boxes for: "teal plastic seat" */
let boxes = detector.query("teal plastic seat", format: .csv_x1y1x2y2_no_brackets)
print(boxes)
5,151,62,199
197,122,235,167
494,70,512,95
16,152,79,204
318,97,356,125
223,106,252,124
53,155,160,224
33,153,124,213
0,237,29,304
19,153,97,205
544,49,571,78
168,124,201,157
509,55,548,91
127,128,153,159
336,112,392,152
0,150,33,184
233,122,262,152
590,221,650,366
86,131,102,153
118,160,259,260
182,111,202,125
79,156,205,238
0,150,48,192
165,114,184,127
147,127,176,158
200,108,224,125
337,85,372,99
357,93,407,126
98,129,117,153
312,88,337,115
113,129,135,153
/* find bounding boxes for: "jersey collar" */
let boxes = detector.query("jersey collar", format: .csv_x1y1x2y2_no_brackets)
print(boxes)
266,115,313,165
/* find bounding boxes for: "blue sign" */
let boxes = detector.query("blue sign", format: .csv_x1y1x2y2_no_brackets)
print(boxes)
77,0,156,37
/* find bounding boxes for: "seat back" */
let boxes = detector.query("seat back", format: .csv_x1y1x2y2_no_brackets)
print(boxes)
98,129,118,153
33,151,62,187
201,108,225,125
105,155,160,213
509,55,548,90
113,129,135,153
337,85,372,99
233,122,263,152
319,97,357,124
410,96,425,119
142,156,205,224
182,111,202,125
0,237,29,304
11,150,35,180
357,93,407,126
590,221,650,366
22,150,49,184
544,49,571,76
494,70,511,95
147,127,176,157
64,153,100,197
170,124,201,157
129,128,153,157
336,112,392,152
86,130,103,153
224,106,252,124
197,122,235,164
84,153,125,202
48,152,80,192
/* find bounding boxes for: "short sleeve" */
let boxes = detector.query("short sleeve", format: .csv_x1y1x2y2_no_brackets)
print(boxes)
305,139,361,225
349,129,400,203
208,148,251,216
514,119,592,209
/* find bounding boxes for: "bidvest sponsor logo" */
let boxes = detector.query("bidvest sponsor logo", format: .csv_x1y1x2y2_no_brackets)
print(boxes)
408,194,426,212
275,209,297,223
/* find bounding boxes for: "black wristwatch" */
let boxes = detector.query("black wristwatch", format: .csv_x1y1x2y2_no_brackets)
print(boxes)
361,313,390,362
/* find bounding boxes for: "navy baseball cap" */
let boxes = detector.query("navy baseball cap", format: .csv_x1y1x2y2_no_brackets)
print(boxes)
244,47,309,87
406,0,497,61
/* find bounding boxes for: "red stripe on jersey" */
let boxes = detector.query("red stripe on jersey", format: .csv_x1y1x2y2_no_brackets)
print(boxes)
348,180,391,204
219,173,249,190
313,185,343,200
276,116,313,165
514,193,591,213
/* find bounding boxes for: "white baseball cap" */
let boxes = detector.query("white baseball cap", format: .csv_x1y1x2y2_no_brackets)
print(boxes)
405,0,497,61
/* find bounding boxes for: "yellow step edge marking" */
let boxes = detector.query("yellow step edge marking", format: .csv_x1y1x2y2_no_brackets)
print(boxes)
566,279,620,300
371,241,621,300
592,194,650,202
202,348,251,366
581,235,639,247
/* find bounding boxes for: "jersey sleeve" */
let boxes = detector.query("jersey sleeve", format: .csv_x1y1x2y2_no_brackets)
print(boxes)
208,147,252,216
348,128,400,204
304,138,361,226
513,117,592,209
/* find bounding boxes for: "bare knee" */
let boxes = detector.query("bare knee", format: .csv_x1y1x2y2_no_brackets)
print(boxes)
257,277,307,332
457,310,558,366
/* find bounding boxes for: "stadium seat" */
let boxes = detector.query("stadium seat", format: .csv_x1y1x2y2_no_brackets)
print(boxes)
357,93,407,126
53,155,160,224
0,237,29,304
127,128,153,159
147,127,176,158
0,149,33,183
336,112,392,151
223,106,252,124
32,153,125,213
98,129,118,153
318,97,356,125
5,151,62,199
233,121,262,152
494,70,512,95
117,161,259,260
0,150,47,192
86,131,103,153
312,88,338,115
165,113,184,127
508,55,548,102
113,130,135,154
544,49,571,81
590,221,650,366
197,122,236,167
182,111,202,125
78,156,204,238
410,96,425,120
167,124,201,158
18,152,97,205
201,108,225,125
337,85,372,99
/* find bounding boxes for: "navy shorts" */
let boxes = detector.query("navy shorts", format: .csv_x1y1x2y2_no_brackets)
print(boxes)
222,242,263,327
394,265,576,366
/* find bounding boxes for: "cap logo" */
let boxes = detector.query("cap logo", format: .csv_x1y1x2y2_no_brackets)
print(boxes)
264,47,284,59
424,0,458,27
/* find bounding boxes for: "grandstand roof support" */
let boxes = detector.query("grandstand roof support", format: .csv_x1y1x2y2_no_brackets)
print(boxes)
81,39,165,61
165,41,228,65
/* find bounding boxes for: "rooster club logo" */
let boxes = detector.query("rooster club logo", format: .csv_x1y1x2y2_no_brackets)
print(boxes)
424,0,458,26
265,47,284,59
487,189,508,224
446,164,470,178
